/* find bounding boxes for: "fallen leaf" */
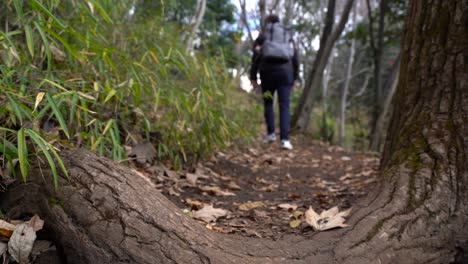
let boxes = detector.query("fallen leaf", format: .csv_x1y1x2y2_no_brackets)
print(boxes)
185,199,204,210
341,156,352,161
289,219,302,228
255,177,269,184
288,193,301,199
0,220,16,238
8,223,37,263
168,187,180,197
27,215,44,232
129,143,156,164
164,169,179,179
226,181,241,190
0,242,6,255
192,205,228,223
322,155,333,161
199,186,235,196
277,203,298,211
305,206,352,231
292,210,304,219
186,173,198,185
238,201,265,211
257,184,278,192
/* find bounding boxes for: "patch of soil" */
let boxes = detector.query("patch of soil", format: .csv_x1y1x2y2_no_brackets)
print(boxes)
147,138,380,240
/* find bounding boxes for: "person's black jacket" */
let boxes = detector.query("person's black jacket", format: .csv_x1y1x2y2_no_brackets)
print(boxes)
249,30,299,82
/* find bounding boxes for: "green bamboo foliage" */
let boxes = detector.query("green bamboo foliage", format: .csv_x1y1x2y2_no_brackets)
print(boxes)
0,0,257,184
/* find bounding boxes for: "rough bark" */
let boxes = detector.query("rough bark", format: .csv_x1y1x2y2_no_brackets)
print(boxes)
1,1,467,263
291,0,354,132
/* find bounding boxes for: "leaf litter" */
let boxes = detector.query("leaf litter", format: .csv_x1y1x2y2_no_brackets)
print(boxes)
130,137,379,239
0,214,56,263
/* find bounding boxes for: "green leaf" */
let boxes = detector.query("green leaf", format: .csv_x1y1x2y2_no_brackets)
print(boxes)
46,93,70,139
26,129,60,188
17,128,28,181
29,0,67,29
25,25,35,58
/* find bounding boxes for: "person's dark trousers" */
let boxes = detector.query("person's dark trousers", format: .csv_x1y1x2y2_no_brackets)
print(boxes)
260,68,293,141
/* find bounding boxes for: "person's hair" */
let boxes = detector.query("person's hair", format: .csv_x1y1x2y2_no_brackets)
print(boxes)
265,14,280,24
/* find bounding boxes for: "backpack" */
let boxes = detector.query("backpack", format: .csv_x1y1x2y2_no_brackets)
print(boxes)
262,22,294,61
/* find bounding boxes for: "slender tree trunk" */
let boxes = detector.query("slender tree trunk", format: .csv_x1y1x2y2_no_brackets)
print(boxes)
338,0,358,147
369,54,401,152
1,1,467,263
258,0,266,30
238,0,254,43
367,0,388,146
291,0,355,132
185,0,206,53
321,49,334,142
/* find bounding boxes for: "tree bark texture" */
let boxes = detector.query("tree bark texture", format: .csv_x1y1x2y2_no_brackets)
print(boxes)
291,0,354,132
1,1,467,263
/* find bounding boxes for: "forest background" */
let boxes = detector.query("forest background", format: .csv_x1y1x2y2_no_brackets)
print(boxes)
0,0,405,179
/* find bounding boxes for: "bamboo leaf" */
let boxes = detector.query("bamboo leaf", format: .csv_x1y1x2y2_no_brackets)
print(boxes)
24,25,35,58
45,94,70,139
17,128,28,181
26,129,60,188
103,89,117,104
29,0,67,29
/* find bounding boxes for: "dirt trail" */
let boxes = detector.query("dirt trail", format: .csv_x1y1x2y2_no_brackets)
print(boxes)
154,137,380,239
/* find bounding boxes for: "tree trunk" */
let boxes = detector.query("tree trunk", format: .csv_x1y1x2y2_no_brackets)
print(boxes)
367,0,388,146
320,48,335,142
291,0,354,132
338,0,358,147
185,0,207,53
1,1,467,263
369,54,401,152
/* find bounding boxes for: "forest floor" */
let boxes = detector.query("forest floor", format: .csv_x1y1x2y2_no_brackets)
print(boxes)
140,136,380,240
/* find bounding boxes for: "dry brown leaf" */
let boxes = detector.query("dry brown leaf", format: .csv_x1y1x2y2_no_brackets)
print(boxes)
199,186,235,196
238,201,265,211
129,143,156,164
185,199,204,210
277,203,298,211
255,177,269,184
192,205,228,223
292,210,304,219
168,187,180,197
258,184,278,192
27,215,44,232
305,206,352,231
289,219,302,228
186,173,198,185
164,169,179,179
0,220,16,238
226,181,241,190
8,223,37,263
341,156,352,161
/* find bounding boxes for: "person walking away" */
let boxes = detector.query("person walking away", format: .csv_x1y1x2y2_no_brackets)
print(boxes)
250,14,299,150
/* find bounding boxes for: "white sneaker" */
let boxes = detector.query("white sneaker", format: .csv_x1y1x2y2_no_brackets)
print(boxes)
281,140,293,150
263,133,276,144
